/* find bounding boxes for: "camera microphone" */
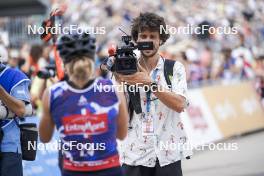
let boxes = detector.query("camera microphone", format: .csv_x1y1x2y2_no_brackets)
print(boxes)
108,44,116,56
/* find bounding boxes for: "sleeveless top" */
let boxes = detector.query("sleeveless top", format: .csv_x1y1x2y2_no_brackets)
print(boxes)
49,78,120,171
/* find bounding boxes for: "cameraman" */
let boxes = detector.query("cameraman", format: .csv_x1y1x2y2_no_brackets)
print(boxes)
39,32,128,176
115,12,192,176
0,56,31,176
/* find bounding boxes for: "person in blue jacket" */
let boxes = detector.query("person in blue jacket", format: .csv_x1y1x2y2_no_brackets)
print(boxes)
0,60,31,176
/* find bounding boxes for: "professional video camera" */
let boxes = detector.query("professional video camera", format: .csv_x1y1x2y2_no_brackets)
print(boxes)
37,65,56,79
109,35,153,75
100,34,154,114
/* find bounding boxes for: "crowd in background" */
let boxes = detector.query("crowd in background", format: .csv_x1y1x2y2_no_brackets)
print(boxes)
0,0,263,107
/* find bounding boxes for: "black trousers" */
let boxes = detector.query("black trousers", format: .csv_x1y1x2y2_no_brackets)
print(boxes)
122,159,182,176
0,152,23,176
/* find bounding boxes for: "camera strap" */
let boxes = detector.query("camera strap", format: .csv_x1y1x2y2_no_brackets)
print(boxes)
163,58,175,89
127,85,142,114
145,57,174,113
146,68,159,113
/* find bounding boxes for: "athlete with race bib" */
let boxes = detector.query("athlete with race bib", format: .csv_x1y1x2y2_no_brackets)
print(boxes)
39,32,128,176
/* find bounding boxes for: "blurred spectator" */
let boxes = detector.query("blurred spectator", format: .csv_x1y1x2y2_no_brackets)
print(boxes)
30,44,56,111
254,55,264,107
200,46,213,81
8,57,19,68
218,48,238,80
7,49,20,68
0,44,8,64
21,44,43,78
230,33,255,79
38,44,53,69
185,47,203,86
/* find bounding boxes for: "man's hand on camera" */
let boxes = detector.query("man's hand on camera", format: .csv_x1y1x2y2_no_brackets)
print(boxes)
118,63,152,86
113,72,122,84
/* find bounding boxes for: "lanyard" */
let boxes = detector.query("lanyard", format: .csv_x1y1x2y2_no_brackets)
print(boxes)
146,69,158,113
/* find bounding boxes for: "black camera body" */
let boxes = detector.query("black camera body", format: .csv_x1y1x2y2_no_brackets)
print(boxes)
112,36,153,75
37,65,56,79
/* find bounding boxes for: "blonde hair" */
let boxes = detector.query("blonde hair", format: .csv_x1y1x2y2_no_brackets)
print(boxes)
65,56,95,80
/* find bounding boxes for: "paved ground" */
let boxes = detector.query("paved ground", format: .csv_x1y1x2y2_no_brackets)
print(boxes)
182,131,264,176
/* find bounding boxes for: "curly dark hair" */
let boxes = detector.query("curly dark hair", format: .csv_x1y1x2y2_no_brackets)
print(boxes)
131,12,170,45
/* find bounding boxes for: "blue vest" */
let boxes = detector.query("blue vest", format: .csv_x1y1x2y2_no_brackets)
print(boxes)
0,65,30,153
50,78,120,171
